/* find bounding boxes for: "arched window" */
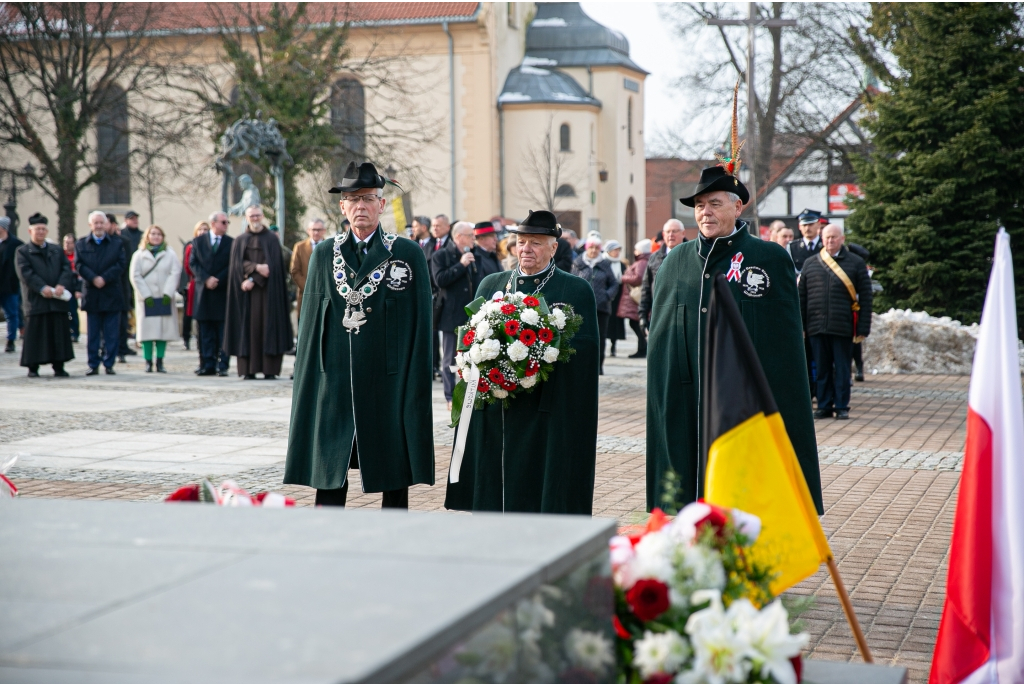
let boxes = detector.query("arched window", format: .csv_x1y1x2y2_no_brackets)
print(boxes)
331,78,366,172
627,98,634,151
555,184,576,198
97,85,130,205
559,123,571,152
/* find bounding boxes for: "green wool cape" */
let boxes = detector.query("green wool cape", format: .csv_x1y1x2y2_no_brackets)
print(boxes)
646,226,824,514
444,265,600,515
284,229,435,492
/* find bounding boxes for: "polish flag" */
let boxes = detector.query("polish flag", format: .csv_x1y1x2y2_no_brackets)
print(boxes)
930,229,1024,684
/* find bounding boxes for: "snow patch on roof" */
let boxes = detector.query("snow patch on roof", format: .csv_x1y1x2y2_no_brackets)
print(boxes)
552,93,587,102
519,65,551,76
522,55,558,67
498,92,532,103
531,17,567,27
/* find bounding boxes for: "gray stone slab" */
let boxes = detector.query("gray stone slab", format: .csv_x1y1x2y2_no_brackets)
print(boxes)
803,659,909,684
0,500,615,683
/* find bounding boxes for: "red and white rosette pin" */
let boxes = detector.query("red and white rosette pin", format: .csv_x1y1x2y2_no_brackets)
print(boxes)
726,252,744,282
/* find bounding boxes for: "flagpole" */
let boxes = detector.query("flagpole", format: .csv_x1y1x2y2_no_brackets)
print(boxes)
826,558,873,663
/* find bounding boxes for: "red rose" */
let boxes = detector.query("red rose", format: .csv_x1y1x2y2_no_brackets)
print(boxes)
644,674,675,684
695,499,729,538
612,615,631,640
790,656,802,684
523,295,540,307
538,327,554,343
462,330,475,346
488,368,505,384
504,320,521,336
625,578,670,621
501,303,517,315
525,360,539,377
477,378,490,392
519,329,537,346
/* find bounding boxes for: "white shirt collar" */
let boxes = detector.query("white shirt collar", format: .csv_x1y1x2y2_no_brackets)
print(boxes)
353,229,376,247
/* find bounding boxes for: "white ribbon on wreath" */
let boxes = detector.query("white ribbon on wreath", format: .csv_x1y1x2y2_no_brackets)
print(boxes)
448,363,480,483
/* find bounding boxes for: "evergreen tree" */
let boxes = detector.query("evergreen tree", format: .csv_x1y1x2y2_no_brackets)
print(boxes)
848,3,1024,333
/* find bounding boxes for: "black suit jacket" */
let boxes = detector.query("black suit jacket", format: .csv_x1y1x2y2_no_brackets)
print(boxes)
554,238,574,272
432,239,477,334
0,235,25,296
788,236,821,273
189,233,233,321
75,234,126,312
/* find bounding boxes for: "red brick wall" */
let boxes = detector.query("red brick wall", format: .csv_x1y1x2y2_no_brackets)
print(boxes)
645,158,712,241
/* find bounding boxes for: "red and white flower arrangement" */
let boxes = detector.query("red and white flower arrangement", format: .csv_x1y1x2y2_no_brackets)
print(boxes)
450,290,582,424
612,502,808,684
165,479,295,507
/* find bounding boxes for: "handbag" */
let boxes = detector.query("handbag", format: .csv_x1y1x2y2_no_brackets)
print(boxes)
629,285,642,304
139,253,171,317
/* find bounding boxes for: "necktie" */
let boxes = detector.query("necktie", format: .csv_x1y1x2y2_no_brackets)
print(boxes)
434,239,441,251
212,238,219,253
354,241,366,267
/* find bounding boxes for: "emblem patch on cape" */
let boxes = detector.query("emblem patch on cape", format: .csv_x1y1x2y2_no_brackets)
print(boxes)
740,266,770,297
385,260,412,291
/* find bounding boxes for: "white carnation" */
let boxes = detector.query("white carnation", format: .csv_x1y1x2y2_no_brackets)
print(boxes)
565,628,614,673
542,346,560,363
480,338,501,360
470,310,486,326
520,308,540,326
482,301,501,315
520,374,538,388
491,387,508,399
469,344,484,364
550,308,567,330
631,530,675,584
455,352,467,370
507,340,529,362
475,321,493,339
633,630,691,679
512,291,526,300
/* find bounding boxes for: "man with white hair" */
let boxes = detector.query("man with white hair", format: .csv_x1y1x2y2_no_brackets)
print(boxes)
798,223,872,420
432,220,480,406
639,218,686,330
190,211,233,376
646,164,823,516
289,217,327,322
75,211,127,374
444,209,600,514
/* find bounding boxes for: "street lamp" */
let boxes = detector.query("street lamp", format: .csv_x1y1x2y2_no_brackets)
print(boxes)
3,163,35,238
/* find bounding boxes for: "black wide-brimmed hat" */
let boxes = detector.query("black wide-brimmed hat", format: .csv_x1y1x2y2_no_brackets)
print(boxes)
507,210,562,238
27,212,48,225
679,166,750,207
329,162,387,194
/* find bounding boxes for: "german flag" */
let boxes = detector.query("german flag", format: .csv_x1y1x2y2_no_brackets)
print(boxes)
702,274,832,594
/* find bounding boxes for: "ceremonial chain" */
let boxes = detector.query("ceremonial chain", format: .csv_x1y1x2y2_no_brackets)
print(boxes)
332,230,398,334
505,261,556,295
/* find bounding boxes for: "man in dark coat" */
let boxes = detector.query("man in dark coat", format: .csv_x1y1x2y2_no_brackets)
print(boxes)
646,166,823,515
445,210,600,515
472,221,504,280
786,209,823,274
103,213,135,362
223,205,292,379
433,221,483,405
639,219,686,331
799,224,873,420
190,211,233,376
15,214,74,377
284,162,434,509
425,214,451,379
76,211,126,375
572,236,619,375
0,215,25,353
554,236,575,272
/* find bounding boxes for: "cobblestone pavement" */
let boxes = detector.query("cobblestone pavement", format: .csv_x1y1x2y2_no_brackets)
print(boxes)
3,331,964,682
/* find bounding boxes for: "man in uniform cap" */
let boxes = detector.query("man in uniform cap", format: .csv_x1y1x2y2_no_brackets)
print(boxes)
787,209,824,273
444,209,600,514
285,162,434,508
645,163,823,515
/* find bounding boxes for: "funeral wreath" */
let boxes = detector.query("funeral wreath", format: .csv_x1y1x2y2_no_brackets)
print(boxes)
612,502,809,684
450,290,582,426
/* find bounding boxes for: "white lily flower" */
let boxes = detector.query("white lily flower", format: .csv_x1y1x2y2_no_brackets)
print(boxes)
633,630,691,679
738,599,807,684
507,340,529,362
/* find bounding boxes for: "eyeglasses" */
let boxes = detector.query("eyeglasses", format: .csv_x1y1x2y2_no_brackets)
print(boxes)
342,195,382,205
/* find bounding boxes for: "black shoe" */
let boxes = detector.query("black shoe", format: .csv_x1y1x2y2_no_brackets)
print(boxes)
71,337,79,343
104,366,116,375
243,374,257,380
836,409,850,420
197,368,216,376
183,340,191,351
156,358,166,373
813,408,833,419
145,360,153,373
124,348,137,356
264,374,277,380
217,370,228,377
117,355,127,363
27,370,39,378
854,371,865,382
5,340,14,353
54,370,70,377
628,351,647,359
86,367,100,376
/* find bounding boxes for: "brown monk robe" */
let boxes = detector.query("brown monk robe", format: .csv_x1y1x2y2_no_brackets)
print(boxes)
222,208,293,379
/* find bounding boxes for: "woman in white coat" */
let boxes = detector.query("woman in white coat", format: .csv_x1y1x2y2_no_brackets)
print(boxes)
129,225,181,373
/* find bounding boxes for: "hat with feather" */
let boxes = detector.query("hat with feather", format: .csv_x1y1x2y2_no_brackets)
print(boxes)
679,81,750,207
329,162,404,194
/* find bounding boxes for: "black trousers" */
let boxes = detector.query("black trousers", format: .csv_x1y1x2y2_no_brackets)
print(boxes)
441,330,458,401
182,313,193,344
314,443,409,509
596,311,609,373
198,319,229,372
119,309,131,354
628,318,647,354
852,342,863,374
810,334,853,412
432,329,442,373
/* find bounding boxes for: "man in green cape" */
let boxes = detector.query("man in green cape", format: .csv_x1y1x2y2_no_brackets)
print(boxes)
646,165,824,514
284,162,434,507
444,210,600,514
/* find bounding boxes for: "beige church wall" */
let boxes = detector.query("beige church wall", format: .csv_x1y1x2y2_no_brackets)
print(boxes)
500,104,600,227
